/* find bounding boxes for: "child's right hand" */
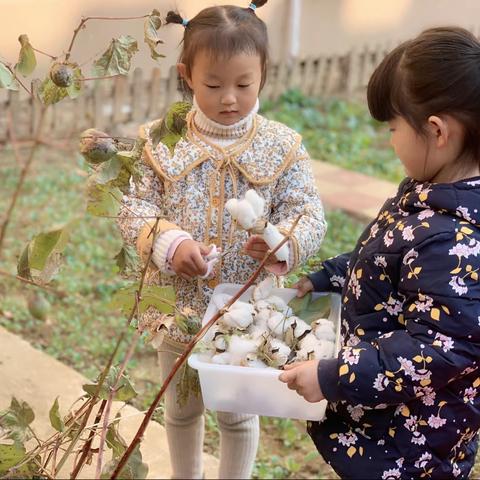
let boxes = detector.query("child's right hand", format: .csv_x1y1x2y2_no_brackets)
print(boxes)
172,240,211,280
292,276,314,297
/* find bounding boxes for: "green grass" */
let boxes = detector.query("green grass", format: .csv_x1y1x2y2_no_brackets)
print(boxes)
261,89,404,184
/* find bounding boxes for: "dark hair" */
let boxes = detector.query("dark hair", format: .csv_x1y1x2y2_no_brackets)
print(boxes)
166,1,269,94
368,26,480,163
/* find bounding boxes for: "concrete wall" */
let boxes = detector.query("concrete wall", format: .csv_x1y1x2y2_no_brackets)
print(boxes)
1,0,480,78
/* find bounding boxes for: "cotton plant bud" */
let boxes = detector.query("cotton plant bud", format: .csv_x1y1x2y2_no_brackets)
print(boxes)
267,311,293,337
227,335,258,366
252,277,274,302
312,318,336,342
79,128,118,165
211,352,232,365
262,222,289,262
244,189,265,217
242,352,268,369
49,62,75,87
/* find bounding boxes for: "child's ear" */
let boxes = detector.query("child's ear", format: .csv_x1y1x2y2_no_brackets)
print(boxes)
177,63,193,90
427,115,448,148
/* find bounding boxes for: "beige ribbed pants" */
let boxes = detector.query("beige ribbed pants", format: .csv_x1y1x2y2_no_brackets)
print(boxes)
158,338,260,479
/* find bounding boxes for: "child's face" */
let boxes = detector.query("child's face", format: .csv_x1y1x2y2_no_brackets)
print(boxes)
179,50,262,126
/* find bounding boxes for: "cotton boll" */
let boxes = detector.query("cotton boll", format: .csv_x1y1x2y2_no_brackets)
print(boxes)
267,311,292,337
212,293,234,311
312,318,336,342
314,339,335,359
284,316,312,346
242,352,268,368
228,335,258,365
268,338,291,367
222,307,254,330
244,189,265,217
265,295,288,311
253,309,270,329
213,332,228,352
211,352,232,364
254,299,270,311
225,199,239,219
230,301,255,314
252,277,274,302
248,323,269,341
262,222,289,262
298,332,319,352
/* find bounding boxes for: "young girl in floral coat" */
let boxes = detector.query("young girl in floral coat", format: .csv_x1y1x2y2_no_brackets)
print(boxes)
117,1,326,478
281,27,480,479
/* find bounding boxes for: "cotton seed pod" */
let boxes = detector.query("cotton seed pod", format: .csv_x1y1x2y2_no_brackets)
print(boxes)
79,128,118,165
253,309,270,328
262,222,289,262
49,62,74,87
221,307,254,330
298,332,319,352
312,318,336,342
213,332,228,352
244,189,265,217
252,277,274,302
267,311,292,337
284,316,312,346
235,201,259,230
254,299,270,311
248,324,270,341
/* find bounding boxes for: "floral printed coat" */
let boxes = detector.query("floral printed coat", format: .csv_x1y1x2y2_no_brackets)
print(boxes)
117,110,326,343
307,177,480,479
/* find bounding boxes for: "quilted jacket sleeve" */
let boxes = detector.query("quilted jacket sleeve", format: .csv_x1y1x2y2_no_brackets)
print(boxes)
308,253,351,294
268,143,327,271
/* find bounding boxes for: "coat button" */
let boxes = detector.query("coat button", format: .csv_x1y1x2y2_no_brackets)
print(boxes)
212,196,220,207
208,279,218,288
210,237,220,247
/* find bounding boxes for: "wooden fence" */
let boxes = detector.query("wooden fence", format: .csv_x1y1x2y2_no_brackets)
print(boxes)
0,44,392,142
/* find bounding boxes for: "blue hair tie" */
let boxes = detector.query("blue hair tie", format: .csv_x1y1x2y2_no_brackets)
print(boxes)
248,2,257,11
182,18,189,27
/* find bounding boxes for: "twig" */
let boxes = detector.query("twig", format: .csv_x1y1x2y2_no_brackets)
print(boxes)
32,47,57,60
70,399,107,479
0,106,47,257
0,269,67,298
65,15,150,61
5,64,31,96
78,75,124,82
110,215,304,478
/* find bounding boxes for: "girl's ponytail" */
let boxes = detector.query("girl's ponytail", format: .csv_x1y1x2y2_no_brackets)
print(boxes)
165,11,187,27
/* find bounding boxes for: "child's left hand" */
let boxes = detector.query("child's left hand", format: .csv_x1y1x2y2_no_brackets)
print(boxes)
279,360,325,403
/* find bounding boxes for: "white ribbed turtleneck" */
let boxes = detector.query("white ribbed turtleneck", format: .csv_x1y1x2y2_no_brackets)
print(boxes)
192,97,259,147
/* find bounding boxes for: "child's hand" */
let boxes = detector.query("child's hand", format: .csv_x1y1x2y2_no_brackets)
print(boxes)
292,277,314,297
278,360,324,403
172,240,211,280
243,235,278,265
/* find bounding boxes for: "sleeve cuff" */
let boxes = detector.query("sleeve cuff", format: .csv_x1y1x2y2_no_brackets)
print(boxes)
308,269,331,292
151,230,192,273
317,357,341,402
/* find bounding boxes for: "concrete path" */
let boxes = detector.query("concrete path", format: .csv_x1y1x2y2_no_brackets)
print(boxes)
311,160,398,221
0,326,218,479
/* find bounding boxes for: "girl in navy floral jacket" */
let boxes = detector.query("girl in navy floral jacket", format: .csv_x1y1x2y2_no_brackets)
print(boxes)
280,27,480,479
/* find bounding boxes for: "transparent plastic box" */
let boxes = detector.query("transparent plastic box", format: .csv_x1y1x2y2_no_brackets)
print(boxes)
188,283,341,421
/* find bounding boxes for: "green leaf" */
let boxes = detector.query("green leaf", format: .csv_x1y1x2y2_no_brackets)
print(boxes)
149,102,190,150
49,397,64,432
0,397,35,443
86,181,122,217
28,227,69,271
109,284,175,315
82,366,138,402
105,415,126,458
38,77,68,105
15,34,36,76
66,66,84,99
94,157,124,185
0,443,27,476
287,293,331,324
0,62,19,90
101,444,148,479
144,9,165,61
17,244,31,280
93,35,139,77
114,245,138,274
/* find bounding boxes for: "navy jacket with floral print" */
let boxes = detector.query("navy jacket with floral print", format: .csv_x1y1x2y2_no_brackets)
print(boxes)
307,178,480,479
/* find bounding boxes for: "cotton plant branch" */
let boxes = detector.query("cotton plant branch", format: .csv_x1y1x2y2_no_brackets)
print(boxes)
0,269,67,298
69,217,161,479
110,214,304,479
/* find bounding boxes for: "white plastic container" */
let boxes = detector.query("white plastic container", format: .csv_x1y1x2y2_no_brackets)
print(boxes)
188,283,341,421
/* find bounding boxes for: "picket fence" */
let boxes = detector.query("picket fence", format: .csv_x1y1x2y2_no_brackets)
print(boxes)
0,44,393,142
